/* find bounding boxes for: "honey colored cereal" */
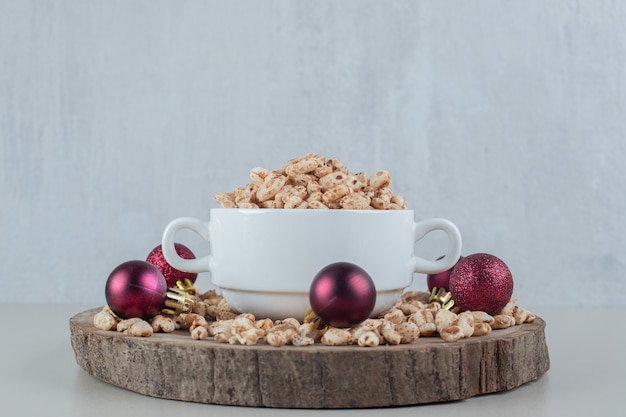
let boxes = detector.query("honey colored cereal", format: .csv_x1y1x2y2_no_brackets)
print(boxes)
214,153,408,210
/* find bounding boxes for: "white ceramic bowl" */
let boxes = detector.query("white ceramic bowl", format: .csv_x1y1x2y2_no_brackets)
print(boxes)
162,209,462,320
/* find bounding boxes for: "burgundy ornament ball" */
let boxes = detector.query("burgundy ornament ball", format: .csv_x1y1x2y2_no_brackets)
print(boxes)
427,255,463,292
449,253,513,315
146,243,197,287
309,262,376,328
105,260,168,319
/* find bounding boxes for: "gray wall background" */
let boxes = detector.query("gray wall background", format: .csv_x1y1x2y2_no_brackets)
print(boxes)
2,1,625,308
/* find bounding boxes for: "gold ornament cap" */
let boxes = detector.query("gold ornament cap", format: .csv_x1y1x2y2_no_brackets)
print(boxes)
175,278,197,295
304,307,326,329
429,287,460,313
162,287,194,315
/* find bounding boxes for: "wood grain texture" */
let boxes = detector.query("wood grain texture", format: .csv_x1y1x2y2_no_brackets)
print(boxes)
70,308,549,408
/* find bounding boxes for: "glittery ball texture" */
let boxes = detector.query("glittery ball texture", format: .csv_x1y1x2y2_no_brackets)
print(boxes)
449,253,513,315
146,243,198,288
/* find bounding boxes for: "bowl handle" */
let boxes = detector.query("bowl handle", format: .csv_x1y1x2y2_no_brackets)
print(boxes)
412,218,462,274
161,217,212,273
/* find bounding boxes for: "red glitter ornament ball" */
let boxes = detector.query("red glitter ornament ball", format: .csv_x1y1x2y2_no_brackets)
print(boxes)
427,255,463,292
105,260,168,319
146,243,197,287
309,262,376,328
449,253,513,315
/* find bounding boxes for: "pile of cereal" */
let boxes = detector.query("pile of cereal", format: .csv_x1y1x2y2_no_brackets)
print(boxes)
93,288,535,347
214,153,408,210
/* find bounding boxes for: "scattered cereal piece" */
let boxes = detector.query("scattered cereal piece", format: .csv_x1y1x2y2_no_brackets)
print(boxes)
409,310,437,337
357,331,381,347
395,321,420,343
491,314,515,330
497,296,518,317
471,311,495,325
457,311,475,338
117,318,153,337
191,326,209,340
93,307,119,331
380,320,402,345
321,328,353,346
435,309,458,333
382,308,406,325
151,314,176,333
513,306,531,325
117,317,141,332
440,325,464,343
473,322,493,336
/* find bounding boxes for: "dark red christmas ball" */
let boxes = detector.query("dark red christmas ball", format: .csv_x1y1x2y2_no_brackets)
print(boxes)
427,255,463,292
449,253,513,315
146,243,197,287
105,260,168,319
309,262,376,328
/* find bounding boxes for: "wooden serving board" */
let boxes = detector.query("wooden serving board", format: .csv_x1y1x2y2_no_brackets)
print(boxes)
70,308,549,408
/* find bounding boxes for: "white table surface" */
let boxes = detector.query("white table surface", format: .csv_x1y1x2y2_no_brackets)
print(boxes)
2,304,624,416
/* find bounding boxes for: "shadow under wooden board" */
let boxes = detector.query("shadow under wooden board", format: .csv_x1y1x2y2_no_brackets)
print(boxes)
70,308,549,408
